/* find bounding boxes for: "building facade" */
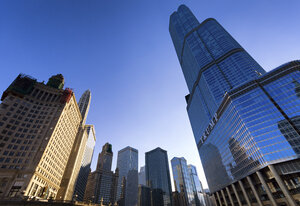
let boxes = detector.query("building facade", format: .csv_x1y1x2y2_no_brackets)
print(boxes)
169,5,265,147
145,147,172,206
73,124,96,201
187,165,205,206
0,74,82,199
77,90,91,125
138,185,151,206
170,4,300,206
171,157,194,205
56,124,89,201
84,143,118,204
139,166,146,186
116,146,138,206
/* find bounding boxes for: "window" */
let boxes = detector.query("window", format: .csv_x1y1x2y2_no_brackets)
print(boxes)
8,186,21,197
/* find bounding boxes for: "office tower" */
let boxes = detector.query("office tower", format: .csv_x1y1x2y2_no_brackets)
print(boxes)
56,124,89,201
170,4,300,206
169,5,266,146
138,185,151,206
187,165,205,206
145,147,172,206
97,142,113,171
171,157,194,206
0,74,81,199
73,125,96,201
78,90,91,125
139,166,146,186
84,143,118,204
116,146,138,206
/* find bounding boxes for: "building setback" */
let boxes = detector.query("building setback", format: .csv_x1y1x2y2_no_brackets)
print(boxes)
170,4,300,206
145,147,172,206
0,74,81,199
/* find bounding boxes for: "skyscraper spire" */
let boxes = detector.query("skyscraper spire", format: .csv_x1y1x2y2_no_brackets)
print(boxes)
78,89,91,125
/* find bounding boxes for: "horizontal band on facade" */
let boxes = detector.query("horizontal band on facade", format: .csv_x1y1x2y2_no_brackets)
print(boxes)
186,48,245,110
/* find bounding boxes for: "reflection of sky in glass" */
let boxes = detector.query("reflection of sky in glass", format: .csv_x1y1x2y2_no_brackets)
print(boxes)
1,1,300,190
199,64,300,192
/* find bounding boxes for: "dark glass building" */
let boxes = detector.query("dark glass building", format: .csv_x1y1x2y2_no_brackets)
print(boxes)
170,4,300,206
138,185,151,206
146,147,173,206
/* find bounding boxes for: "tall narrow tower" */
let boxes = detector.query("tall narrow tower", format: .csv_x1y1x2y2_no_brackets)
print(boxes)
170,4,300,206
78,90,91,125
169,5,266,142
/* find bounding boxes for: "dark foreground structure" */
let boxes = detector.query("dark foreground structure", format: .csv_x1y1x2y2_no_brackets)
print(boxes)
170,4,300,206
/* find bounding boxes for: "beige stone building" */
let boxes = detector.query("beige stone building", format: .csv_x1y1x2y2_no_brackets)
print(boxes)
56,125,89,201
0,74,82,200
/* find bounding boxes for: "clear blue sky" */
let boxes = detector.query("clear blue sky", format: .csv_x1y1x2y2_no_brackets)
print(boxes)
1,0,300,189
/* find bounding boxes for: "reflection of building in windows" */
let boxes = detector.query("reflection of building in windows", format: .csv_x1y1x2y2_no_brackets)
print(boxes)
170,3,300,205
278,116,300,154
199,143,231,193
229,138,261,179
171,157,195,205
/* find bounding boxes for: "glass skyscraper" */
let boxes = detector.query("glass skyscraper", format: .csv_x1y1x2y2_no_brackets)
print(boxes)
145,147,173,206
188,165,205,206
116,146,138,206
78,89,91,125
171,157,194,206
169,5,265,146
170,4,300,206
73,125,96,201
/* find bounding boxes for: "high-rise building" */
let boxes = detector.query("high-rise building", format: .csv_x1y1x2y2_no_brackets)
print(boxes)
139,166,146,186
73,124,96,201
145,147,172,206
84,143,118,204
169,5,266,147
57,89,95,201
170,4,300,206
0,74,81,199
171,157,194,206
56,124,89,201
78,90,91,125
187,165,205,206
116,146,138,206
